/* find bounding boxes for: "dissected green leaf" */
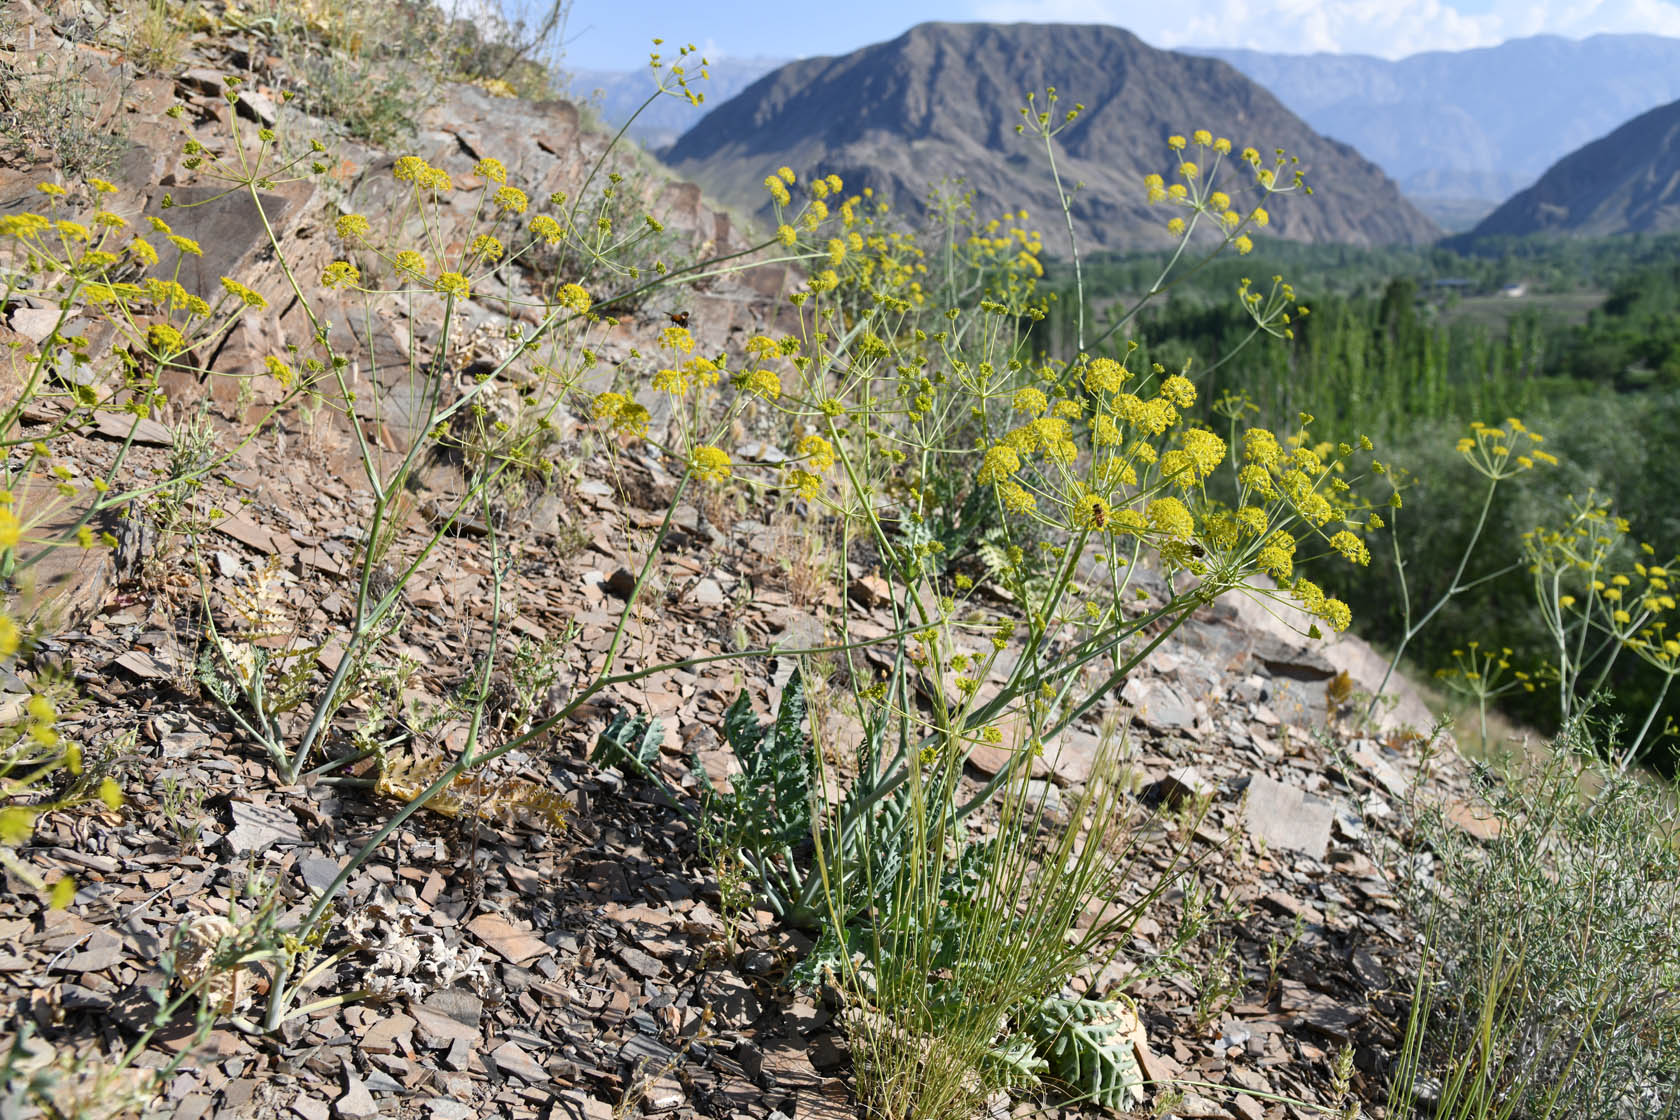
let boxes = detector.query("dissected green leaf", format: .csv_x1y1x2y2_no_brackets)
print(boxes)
591,707,663,772
1027,995,1145,1111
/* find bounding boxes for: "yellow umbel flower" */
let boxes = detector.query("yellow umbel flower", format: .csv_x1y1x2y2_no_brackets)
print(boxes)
493,186,528,214
556,283,591,313
651,368,688,396
530,214,563,244
786,468,821,500
691,445,732,483
1083,357,1128,393
797,434,835,471
1180,428,1226,480
1243,427,1282,469
976,445,1021,484
998,481,1036,513
739,368,781,399
335,213,371,240
219,277,267,309
473,157,508,184
1147,497,1194,538
1329,530,1370,566
1011,387,1048,416
147,322,184,353
434,271,470,300
322,261,360,289
1073,493,1112,532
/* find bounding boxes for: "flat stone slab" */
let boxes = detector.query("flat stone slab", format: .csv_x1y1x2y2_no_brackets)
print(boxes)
1241,773,1336,860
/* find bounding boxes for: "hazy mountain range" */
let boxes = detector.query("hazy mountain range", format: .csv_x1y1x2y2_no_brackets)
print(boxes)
569,30,1680,238
1466,96,1680,239
659,22,1438,253
567,58,789,149
1194,34,1680,229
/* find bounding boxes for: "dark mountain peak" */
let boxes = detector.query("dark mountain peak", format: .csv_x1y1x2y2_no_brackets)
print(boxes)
1465,96,1680,239
662,21,1439,252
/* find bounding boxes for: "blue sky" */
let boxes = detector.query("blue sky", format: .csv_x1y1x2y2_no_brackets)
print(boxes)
556,0,1680,71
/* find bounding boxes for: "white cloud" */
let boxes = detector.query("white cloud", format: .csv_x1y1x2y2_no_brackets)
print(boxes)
969,0,1680,57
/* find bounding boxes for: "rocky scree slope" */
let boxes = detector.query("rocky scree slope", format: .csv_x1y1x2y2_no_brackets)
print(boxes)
0,9,1482,1120
661,21,1441,252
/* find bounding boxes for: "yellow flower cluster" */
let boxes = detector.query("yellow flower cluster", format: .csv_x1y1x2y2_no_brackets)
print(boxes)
219,277,266,309
1146,128,1306,255
651,355,721,396
394,156,454,193
531,215,563,244
555,283,591,313
321,260,360,289
493,186,527,214
592,391,651,436
434,271,470,300
1458,418,1554,479
691,445,732,483
1291,577,1352,632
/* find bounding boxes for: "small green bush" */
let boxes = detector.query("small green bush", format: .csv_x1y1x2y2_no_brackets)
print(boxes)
1390,718,1680,1119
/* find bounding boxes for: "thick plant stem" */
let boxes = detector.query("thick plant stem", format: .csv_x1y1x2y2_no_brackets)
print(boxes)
1621,671,1674,771
1368,473,1500,721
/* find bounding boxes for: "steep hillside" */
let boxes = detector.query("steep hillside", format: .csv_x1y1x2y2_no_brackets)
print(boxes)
1462,96,1680,238
660,22,1439,251
1197,34,1680,222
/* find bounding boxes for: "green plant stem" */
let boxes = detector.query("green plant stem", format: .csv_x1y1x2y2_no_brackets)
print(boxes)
1039,126,1084,353
1368,472,1500,720
1621,670,1674,770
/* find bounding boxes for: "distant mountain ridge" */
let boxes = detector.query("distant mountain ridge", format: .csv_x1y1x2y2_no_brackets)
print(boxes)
657,22,1438,253
1194,34,1680,225
1463,96,1680,239
566,58,788,150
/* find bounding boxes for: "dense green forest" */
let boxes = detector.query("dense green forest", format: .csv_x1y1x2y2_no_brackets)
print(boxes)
1032,233,1680,770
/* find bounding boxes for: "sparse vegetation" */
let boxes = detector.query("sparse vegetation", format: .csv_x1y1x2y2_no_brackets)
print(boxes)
2,5,1678,1120
1390,719,1680,1119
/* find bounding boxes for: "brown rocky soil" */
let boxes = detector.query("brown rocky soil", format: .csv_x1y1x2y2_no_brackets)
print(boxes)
0,5,1499,1118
